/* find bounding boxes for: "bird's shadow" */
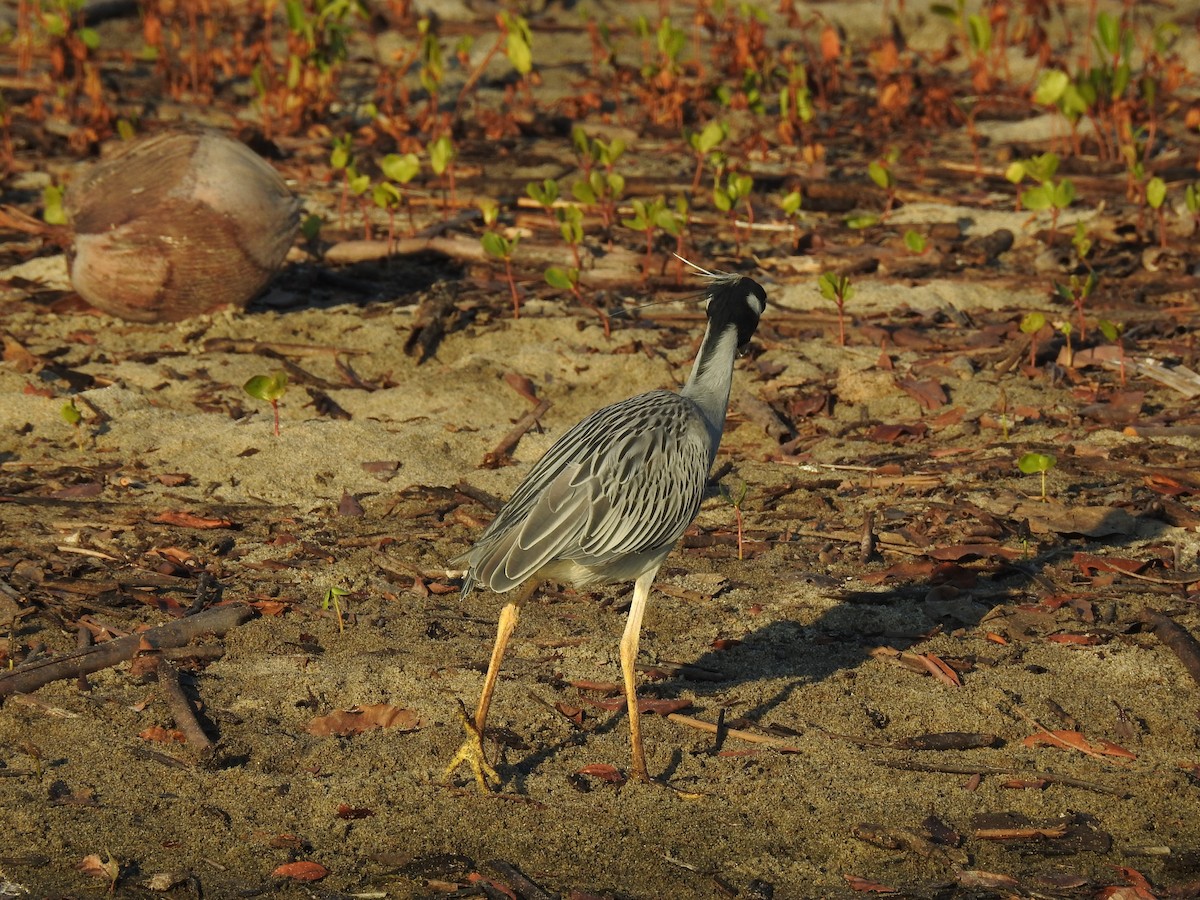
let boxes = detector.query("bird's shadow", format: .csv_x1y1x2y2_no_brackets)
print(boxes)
499,502,1177,783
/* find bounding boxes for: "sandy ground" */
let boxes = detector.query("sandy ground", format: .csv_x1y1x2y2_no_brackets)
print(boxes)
3,1,1200,898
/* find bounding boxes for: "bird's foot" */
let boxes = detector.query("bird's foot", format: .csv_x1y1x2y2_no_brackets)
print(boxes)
443,699,501,791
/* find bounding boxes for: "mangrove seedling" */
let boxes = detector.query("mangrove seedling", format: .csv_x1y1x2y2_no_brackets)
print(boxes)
622,196,678,280
1099,318,1127,386
1054,271,1098,342
1005,152,1075,237
1018,451,1056,502
480,200,521,317
244,370,288,437
713,172,754,253
379,151,421,236
526,178,560,230
1020,311,1046,368
817,271,854,346
719,479,749,561
688,119,728,194
323,585,349,632
1056,320,1074,368
1146,175,1168,248
428,134,457,208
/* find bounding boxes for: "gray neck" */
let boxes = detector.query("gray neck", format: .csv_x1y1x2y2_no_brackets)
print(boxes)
681,323,741,461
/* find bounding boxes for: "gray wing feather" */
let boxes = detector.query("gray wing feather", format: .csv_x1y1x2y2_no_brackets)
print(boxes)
465,390,713,592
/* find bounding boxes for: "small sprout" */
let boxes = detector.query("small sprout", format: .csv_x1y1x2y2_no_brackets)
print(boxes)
719,479,749,561
60,399,82,427
1071,222,1092,261
42,184,67,226
1146,176,1169,248
1099,318,1127,385
1056,319,1074,367
1020,311,1046,368
817,272,854,347
525,178,559,229
1054,271,1098,341
300,214,322,242
481,229,521,318
778,189,802,218
903,230,927,254
844,213,880,229
323,586,349,633
244,370,288,437
1017,452,1057,502
545,266,578,291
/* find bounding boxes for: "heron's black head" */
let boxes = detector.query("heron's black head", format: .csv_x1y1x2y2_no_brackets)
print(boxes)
704,274,767,348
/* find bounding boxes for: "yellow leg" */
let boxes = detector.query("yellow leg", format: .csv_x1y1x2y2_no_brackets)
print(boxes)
445,580,539,790
619,568,659,782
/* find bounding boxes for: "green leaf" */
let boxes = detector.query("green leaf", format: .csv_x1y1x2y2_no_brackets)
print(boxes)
60,400,81,426
1017,452,1056,475
1004,161,1027,184
845,213,880,229
380,152,420,184
1019,311,1046,334
779,190,802,216
79,27,101,50
817,272,853,304
1034,69,1070,105
1098,319,1122,343
571,180,597,205
42,185,67,226
1185,183,1200,214
1096,11,1120,55
506,25,533,75
1052,179,1075,209
867,161,893,190
244,371,288,402
428,135,455,176
372,182,401,208
1021,185,1053,211
481,232,510,260
301,214,322,241
1146,176,1167,210
903,230,927,254
525,178,558,207
966,12,991,54
694,120,726,155
544,267,578,290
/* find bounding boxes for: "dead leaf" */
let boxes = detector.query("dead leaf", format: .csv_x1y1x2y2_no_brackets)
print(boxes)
575,763,626,784
1046,633,1103,645
897,377,947,410
1023,730,1136,760
844,873,897,893
151,511,235,529
1073,553,1147,577
867,422,927,443
306,704,421,737
503,372,540,404
337,490,364,517
335,804,374,819
139,725,187,744
272,861,329,882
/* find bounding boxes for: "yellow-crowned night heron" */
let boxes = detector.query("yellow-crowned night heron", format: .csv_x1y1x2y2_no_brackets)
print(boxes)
446,265,767,789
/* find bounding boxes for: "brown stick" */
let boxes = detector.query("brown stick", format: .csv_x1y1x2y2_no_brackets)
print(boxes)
1142,608,1200,690
0,605,255,698
156,658,216,753
481,399,551,469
